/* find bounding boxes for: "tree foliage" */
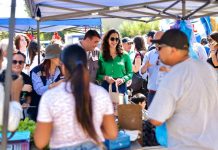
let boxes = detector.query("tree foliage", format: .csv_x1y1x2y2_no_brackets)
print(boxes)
119,20,160,38
0,32,9,40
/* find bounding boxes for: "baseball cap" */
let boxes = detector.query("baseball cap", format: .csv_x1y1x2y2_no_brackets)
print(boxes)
151,29,189,50
44,44,62,59
122,37,133,43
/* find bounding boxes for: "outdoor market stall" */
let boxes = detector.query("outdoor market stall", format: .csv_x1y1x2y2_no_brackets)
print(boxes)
1,0,218,149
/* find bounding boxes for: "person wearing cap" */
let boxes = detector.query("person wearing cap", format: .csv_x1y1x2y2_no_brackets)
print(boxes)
122,37,135,63
148,29,218,149
28,44,63,121
146,30,156,51
77,30,101,84
139,31,170,107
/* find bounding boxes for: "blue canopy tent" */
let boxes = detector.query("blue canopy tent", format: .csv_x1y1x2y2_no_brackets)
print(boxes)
0,18,102,32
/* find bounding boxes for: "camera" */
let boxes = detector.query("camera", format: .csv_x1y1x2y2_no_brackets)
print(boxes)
0,70,19,83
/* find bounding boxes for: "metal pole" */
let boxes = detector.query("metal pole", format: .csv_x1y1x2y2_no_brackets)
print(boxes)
147,0,181,22
37,20,40,64
183,0,210,20
182,0,185,18
2,0,16,149
100,18,103,37
144,5,180,19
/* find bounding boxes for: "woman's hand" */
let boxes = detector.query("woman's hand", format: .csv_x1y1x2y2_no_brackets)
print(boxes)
126,80,132,87
116,78,125,86
22,84,32,92
22,103,30,109
104,76,115,84
49,79,64,89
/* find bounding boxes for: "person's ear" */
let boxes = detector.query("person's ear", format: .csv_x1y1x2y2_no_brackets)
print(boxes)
171,47,178,55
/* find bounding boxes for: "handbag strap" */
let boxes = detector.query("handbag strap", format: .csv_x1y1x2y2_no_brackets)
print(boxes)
109,83,119,93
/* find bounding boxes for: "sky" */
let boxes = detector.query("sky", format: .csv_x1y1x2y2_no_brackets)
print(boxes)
0,0,29,18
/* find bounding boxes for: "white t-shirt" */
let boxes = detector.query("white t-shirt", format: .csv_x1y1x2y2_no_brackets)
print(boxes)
0,83,22,131
193,43,208,62
148,58,218,150
37,82,114,149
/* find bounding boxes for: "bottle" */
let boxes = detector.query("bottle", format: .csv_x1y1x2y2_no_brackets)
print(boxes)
20,92,27,105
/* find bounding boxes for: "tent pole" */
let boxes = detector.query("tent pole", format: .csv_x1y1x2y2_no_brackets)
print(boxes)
182,0,185,18
144,5,179,19
2,0,16,149
147,0,181,22
184,0,210,20
100,18,103,37
37,20,41,64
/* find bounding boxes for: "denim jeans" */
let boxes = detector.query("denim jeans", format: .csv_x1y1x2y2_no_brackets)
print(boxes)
51,141,102,150
101,81,127,94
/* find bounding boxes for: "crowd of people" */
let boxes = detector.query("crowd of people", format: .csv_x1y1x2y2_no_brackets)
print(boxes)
0,28,218,150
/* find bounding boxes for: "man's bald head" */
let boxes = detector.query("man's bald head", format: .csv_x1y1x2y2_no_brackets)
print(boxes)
154,31,164,40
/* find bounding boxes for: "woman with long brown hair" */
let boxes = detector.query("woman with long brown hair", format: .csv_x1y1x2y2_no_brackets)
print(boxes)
97,29,132,96
34,44,117,150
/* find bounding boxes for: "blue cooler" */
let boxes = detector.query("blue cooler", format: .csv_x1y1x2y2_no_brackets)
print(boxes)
104,131,130,150
0,131,30,150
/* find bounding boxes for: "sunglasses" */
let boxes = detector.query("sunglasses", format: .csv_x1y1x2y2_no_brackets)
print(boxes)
12,60,24,65
110,37,119,42
207,38,213,43
208,39,218,46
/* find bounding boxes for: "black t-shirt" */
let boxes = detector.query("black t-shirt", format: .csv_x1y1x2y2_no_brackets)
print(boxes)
207,51,218,68
20,72,32,98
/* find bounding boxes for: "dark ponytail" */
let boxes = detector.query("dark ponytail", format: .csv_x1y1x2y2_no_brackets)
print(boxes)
61,44,99,143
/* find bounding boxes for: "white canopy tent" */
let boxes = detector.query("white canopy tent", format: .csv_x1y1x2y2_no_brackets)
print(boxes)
25,0,218,23
1,0,218,149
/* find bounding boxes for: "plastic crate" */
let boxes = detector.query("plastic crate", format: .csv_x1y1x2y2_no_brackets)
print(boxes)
0,131,30,150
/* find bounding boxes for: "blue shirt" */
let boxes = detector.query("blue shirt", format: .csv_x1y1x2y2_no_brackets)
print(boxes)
139,49,170,91
31,67,61,95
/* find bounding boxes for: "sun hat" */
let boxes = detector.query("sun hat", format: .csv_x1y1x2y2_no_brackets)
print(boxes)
44,44,62,59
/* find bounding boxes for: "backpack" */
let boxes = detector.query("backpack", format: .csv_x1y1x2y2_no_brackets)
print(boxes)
130,51,144,92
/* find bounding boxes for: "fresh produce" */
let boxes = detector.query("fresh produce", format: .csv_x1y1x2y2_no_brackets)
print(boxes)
17,117,36,141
